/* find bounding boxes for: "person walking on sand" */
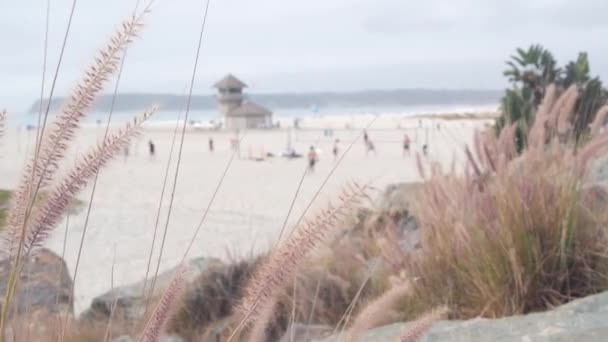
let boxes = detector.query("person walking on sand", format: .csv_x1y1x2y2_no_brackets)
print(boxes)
307,146,318,172
332,138,340,161
363,130,369,146
208,137,214,152
148,140,155,158
402,133,411,157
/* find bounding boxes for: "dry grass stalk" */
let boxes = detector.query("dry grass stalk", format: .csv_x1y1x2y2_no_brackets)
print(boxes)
343,282,410,342
233,183,368,336
589,105,608,137
140,265,188,342
555,85,579,136
395,306,448,342
247,297,278,342
24,107,155,254
3,7,149,258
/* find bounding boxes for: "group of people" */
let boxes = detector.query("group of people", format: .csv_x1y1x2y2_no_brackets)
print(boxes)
305,130,428,172
365,130,427,156
145,130,428,169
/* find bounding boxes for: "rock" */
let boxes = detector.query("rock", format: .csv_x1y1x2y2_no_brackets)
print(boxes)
279,323,333,342
0,248,73,318
82,257,222,323
378,182,422,212
396,215,420,252
314,290,608,341
589,154,608,185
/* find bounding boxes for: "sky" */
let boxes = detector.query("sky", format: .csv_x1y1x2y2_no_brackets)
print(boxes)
2,0,608,110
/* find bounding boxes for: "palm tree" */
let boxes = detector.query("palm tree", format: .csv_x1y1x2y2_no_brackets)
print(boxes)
563,52,590,87
497,45,608,147
503,44,561,106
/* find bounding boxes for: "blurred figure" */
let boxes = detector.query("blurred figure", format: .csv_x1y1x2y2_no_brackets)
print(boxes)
402,133,411,156
366,139,376,156
307,145,318,172
148,140,155,158
208,137,214,152
422,143,428,156
332,138,340,161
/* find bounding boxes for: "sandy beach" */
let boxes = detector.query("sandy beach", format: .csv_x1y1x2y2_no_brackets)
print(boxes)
0,113,492,313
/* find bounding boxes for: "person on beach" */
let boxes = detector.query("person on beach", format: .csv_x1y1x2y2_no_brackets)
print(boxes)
363,130,369,145
332,138,340,161
402,133,411,156
422,143,428,156
307,146,318,171
148,140,155,157
366,139,376,156
208,137,214,152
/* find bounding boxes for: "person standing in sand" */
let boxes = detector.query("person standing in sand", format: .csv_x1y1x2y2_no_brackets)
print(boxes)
332,138,340,161
402,133,411,157
366,139,376,156
208,137,214,152
308,146,318,172
148,140,155,158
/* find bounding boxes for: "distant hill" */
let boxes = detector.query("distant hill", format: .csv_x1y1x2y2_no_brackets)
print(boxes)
28,89,502,113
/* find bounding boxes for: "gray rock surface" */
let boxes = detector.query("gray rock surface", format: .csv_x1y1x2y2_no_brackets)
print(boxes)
378,183,422,212
315,291,608,341
82,257,222,322
0,248,72,317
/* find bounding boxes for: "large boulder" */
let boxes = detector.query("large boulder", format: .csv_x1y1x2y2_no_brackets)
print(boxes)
315,290,608,341
81,257,222,323
378,182,422,213
0,248,73,318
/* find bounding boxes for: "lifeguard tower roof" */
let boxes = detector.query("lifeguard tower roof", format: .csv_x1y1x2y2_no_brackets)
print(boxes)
228,101,272,116
213,74,247,89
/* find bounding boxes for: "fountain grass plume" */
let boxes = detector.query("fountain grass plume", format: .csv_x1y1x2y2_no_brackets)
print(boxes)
232,183,368,338
343,282,411,342
24,107,156,254
140,264,188,342
3,6,149,258
395,306,448,342
589,105,608,138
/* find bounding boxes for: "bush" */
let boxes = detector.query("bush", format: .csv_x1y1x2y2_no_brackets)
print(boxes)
401,86,608,319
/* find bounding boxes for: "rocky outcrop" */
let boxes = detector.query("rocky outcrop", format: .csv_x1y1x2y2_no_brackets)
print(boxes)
81,257,222,323
378,182,422,213
0,248,73,318
315,290,608,341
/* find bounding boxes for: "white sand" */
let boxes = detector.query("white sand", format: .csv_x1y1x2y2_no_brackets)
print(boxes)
0,114,491,313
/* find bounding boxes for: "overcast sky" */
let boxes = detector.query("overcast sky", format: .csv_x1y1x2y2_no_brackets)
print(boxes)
2,0,608,110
